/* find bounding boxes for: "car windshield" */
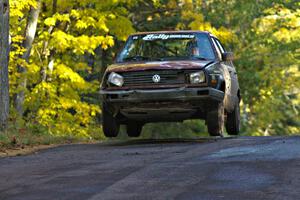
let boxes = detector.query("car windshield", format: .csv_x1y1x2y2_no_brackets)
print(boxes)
117,33,215,63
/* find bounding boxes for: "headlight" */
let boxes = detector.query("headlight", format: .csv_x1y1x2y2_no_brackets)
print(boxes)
189,71,205,84
108,72,124,87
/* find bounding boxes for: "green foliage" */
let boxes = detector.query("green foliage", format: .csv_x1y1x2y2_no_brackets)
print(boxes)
9,0,135,138
8,0,300,140
207,0,300,136
0,121,95,150
240,1,298,135
142,120,208,139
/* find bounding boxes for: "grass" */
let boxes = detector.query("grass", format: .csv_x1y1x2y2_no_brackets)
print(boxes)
0,123,99,155
0,130,76,148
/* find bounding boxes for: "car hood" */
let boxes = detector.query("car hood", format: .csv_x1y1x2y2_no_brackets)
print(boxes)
106,60,214,72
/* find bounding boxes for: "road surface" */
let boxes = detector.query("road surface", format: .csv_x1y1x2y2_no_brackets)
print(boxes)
1,136,300,200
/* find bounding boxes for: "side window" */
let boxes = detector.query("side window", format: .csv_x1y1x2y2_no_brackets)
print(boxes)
197,34,215,60
211,37,222,59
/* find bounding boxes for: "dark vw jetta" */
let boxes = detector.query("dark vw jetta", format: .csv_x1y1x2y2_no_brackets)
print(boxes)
100,31,240,137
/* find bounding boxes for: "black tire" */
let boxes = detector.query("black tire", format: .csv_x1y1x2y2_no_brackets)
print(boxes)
206,103,225,137
102,104,120,138
226,102,240,135
126,122,143,137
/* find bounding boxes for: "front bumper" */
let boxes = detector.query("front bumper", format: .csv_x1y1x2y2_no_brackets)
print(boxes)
100,87,224,103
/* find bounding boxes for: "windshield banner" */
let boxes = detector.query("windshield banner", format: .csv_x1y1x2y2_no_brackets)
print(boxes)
142,34,195,41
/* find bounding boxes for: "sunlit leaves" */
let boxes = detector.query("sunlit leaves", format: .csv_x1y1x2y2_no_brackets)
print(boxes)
44,17,56,26
107,16,135,41
54,64,85,85
10,0,37,18
255,5,300,43
241,2,300,135
49,31,114,54
9,0,299,138
9,0,136,138
49,31,73,52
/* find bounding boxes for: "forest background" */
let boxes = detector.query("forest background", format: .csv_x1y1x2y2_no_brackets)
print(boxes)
0,0,299,146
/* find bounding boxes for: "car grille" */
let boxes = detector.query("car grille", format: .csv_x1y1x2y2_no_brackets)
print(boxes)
120,70,186,86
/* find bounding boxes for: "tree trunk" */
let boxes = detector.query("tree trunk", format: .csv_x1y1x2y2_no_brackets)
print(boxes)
14,1,41,116
41,0,57,82
0,0,10,131
99,49,108,81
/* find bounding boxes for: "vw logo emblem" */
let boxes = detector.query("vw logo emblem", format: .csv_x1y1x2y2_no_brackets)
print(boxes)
152,74,161,83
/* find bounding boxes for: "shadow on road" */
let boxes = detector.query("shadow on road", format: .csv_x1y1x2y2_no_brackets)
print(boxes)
103,136,238,146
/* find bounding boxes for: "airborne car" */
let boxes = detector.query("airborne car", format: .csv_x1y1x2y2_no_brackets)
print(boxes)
100,31,240,137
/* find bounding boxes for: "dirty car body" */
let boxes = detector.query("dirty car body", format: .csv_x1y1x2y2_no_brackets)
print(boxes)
100,31,240,137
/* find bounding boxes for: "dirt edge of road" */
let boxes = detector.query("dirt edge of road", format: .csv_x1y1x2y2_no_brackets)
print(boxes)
0,141,102,158
0,144,61,157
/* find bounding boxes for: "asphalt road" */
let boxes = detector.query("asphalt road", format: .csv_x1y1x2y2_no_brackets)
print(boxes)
1,136,300,200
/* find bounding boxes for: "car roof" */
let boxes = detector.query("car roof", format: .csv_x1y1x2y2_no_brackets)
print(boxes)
130,30,216,37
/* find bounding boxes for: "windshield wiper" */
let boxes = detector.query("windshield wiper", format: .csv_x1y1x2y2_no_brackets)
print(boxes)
123,55,150,61
190,56,208,61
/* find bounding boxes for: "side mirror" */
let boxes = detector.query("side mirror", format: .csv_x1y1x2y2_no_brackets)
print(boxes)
222,52,234,61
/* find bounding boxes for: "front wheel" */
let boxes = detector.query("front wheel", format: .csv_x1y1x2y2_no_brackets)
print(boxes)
126,122,143,137
206,103,225,137
226,102,240,135
102,104,120,138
